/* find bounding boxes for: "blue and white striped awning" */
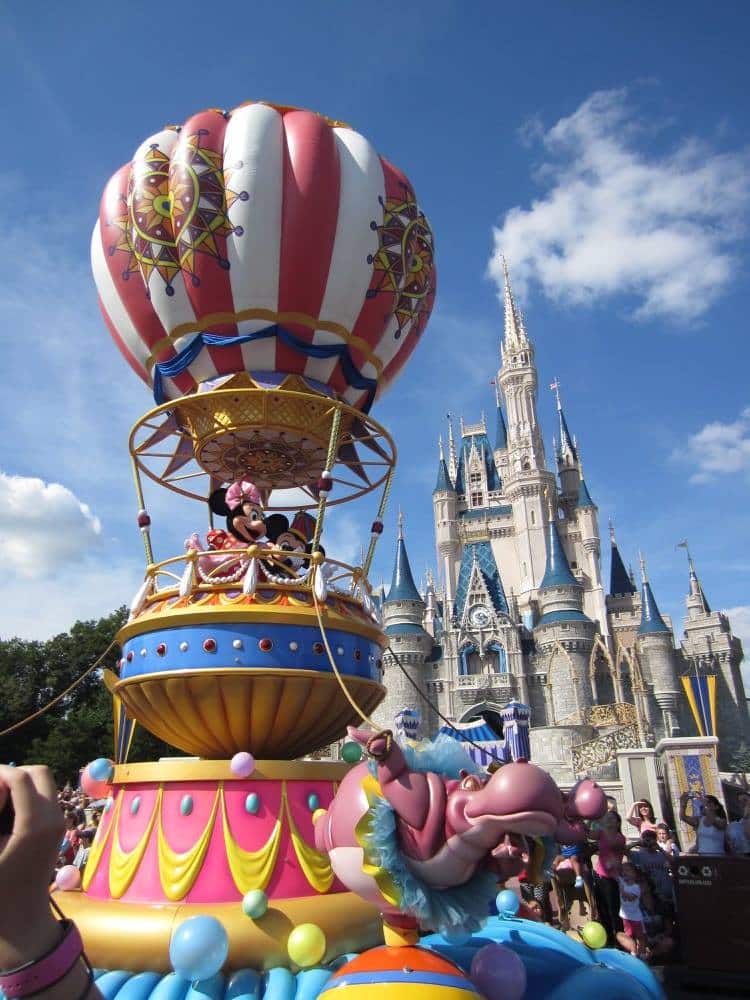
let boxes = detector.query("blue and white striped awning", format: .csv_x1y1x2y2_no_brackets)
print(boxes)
438,717,508,768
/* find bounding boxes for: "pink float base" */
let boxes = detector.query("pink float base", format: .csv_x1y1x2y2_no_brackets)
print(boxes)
84,758,349,905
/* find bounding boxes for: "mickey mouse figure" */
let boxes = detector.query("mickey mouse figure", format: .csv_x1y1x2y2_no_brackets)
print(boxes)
264,510,317,581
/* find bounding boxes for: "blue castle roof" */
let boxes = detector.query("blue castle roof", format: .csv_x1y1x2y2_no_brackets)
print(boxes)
384,622,428,636
539,517,579,590
639,581,670,635
454,541,508,621
537,608,590,626
454,433,502,493
559,408,578,462
610,542,636,596
434,456,454,493
576,477,595,508
495,405,508,450
387,533,422,604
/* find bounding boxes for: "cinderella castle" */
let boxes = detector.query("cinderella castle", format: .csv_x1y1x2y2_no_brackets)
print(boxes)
372,263,750,782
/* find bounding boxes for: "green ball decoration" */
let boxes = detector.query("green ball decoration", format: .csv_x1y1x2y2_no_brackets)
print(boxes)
307,793,319,812
180,795,193,816
341,741,363,763
580,920,608,950
130,796,141,815
242,889,269,920
245,793,260,814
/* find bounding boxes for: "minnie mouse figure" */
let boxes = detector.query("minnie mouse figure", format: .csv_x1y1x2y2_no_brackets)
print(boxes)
185,480,268,581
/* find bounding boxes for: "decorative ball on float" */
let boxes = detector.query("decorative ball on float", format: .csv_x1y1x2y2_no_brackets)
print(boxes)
230,752,255,778
169,915,229,982
88,757,115,783
320,946,483,999
80,761,113,799
241,889,269,920
470,942,527,1000
579,921,608,950
496,888,520,917
55,866,81,891
341,741,363,764
287,923,327,968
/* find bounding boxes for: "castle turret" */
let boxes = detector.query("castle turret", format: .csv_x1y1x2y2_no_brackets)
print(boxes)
433,437,459,616
533,506,595,723
679,544,750,756
551,381,580,504
497,260,556,597
636,553,681,738
376,515,435,735
573,460,608,637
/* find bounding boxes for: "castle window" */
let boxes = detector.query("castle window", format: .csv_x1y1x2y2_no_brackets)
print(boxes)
470,472,481,486
530,510,536,525
471,491,483,507
571,561,577,569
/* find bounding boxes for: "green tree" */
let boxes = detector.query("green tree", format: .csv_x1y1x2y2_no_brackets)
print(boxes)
0,608,171,783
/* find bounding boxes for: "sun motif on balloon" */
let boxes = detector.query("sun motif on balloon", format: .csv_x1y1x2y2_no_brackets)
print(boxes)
367,183,435,339
106,129,247,295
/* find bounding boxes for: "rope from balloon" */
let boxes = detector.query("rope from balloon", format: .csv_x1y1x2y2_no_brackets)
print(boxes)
310,584,506,766
310,584,379,731
151,326,378,410
362,466,395,579
311,405,343,555
130,456,154,565
0,641,118,738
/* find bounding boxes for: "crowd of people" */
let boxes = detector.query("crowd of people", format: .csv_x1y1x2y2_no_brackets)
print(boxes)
515,790,750,964
56,783,105,875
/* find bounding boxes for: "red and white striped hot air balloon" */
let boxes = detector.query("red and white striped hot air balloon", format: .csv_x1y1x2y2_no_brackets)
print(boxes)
92,101,436,413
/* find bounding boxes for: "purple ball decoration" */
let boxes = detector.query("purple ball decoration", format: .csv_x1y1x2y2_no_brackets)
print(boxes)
55,865,81,891
470,943,527,1000
230,752,255,778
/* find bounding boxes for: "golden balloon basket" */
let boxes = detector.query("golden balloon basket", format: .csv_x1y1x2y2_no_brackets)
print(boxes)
53,373,398,970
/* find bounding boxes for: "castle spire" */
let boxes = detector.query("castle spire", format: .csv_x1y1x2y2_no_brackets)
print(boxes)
540,503,579,590
501,256,529,352
678,540,710,613
609,520,636,595
638,552,670,634
388,513,422,603
434,438,454,493
550,377,577,465
446,414,458,480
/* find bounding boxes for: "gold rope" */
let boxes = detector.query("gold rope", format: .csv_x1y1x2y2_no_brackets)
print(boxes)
130,455,154,565
0,640,118,738
362,466,395,579
311,405,343,553
311,584,379,730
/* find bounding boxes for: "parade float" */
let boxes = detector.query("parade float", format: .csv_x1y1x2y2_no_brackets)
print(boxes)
47,101,662,999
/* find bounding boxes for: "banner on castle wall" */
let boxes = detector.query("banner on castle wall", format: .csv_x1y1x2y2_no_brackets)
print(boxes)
681,675,717,737
662,748,723,852
438,718,508,769
395,708,421,742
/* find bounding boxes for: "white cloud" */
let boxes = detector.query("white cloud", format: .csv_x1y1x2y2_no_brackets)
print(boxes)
0,471,102,579
679,406,750,483
722,605,750,692
488,88,750,322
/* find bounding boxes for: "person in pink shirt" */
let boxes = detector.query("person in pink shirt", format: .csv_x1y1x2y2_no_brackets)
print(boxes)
590,810,626,944
627,799,660,835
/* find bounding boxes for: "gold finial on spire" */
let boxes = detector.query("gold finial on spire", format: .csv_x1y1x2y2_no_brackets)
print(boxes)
398,507,405,539
639,550,648,584
446,413,458,479
550,377,562,411
438,435,444,461
609,518,616,545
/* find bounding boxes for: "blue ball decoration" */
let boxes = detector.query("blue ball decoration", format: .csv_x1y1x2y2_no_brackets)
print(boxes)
169,915,228,982
130,796,141,816
89,758,114,783
245,793,260,815
307,793,320,812
180,795,193,816
496,889,520,917
442,925,473,945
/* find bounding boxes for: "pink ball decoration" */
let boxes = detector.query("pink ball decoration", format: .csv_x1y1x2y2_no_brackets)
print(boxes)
80,764,112,799
230,752,255,778
470,943,527,1000
55,865,81,891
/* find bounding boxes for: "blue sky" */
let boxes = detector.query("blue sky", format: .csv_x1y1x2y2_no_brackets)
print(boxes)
0,0,748,686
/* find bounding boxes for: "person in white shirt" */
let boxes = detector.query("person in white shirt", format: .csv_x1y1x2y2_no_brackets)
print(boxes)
679,792,727,854
727,792,750,856
618,862,646,956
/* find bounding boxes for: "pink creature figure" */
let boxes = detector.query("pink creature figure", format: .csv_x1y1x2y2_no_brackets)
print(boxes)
314,728,606,938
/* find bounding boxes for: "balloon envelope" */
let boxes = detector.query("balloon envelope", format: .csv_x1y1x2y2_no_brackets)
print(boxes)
93,102,436,413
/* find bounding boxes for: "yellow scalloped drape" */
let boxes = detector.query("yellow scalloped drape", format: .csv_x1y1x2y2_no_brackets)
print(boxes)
109,788,161,899
158,787,220,901
220,784,282,893
283,782,335,893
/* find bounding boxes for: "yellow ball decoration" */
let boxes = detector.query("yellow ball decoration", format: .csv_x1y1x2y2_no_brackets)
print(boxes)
580,920,608,950
287,923,327,968
312,808,327,825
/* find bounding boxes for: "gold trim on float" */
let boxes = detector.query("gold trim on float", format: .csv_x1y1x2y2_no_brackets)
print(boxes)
116,601,386,646
109,788,161,899
52,891,383,972
112,759,352,783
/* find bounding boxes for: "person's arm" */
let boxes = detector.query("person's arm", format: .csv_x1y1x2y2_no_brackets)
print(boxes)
626,803,642,830
679,792,698,829
0,765,103,999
